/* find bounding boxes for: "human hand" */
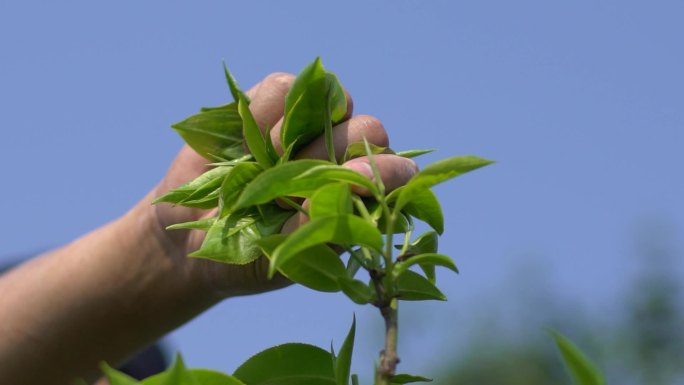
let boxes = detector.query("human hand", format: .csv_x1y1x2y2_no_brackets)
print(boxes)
150,72,418,299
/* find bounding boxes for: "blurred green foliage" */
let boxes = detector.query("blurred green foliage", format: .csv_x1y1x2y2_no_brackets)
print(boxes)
435,222,684,385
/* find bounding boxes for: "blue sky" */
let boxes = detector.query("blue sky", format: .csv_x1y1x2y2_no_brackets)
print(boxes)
1,0,683,381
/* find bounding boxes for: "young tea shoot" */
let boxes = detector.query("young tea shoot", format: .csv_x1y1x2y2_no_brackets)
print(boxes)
109,58,493,385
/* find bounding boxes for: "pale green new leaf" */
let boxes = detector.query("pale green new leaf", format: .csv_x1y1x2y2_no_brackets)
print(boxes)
171,104,245,161
269,215,383,277
402,188,444,235
394,149,435,159
141,354,245,385
394,253,458,279
235,161,376,210
342,142,391,163
335,316,356,385
234,159,328,209
191,207,292,264
394,156,494,211
233,343,336,385
238,93,274,168
166,217,216,231
281,58,328,152
396,270,446,301
550,331,606,385
396,231,439,282
325,72,347,124
259,234,345,292
223,62,247,103
310,183,352,220
220,162,264,217
153,166,232,208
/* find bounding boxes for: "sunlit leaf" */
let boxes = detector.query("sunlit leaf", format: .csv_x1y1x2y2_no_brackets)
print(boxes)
191,206,292,264
269,215,383,277
259,235,345,292
166,217,216,231
394,149,434,159
342,142,391,163
238,93,274,167
220,162,264,217
153,166,232,208
335,316,356,385
394,253,458,279
140,354,245,385
310,183,352,220
223,62,247,103
550,331,606,385
235,161,376,210
402,188,444,235
396,270,446,301
393,156,493,211
396,231,439,282
325,72,347,124
233,343,336,385
172,104,245,161
281,57,328,153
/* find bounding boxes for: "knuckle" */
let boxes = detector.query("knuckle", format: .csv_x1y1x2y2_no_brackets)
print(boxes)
261,72,295,91
355,115,389,147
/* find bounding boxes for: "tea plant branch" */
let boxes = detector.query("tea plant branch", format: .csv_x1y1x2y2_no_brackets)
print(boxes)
378,298,400,385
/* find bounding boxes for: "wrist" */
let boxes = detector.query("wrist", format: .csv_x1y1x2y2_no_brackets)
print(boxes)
122,190,221,304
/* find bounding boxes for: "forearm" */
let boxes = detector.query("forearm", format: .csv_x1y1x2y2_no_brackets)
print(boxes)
0,192,218,384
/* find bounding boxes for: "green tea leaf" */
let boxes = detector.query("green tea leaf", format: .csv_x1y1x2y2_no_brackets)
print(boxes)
396,231,439,282
191,206,292,264
297,165,378,194
166,217,216,231
281,58,328,153
310,183,352,220
141,354,246,385
234,343,336,385
335,316,356,385
238,93,274,168
235,161,376,210
391,374,433,383
100,362,139,385
550,331,606,385
342,142,392,163
394,253,458,279
234,159,327,208
393,156,494,211
325,72,348,124
223,62,247,104
153,166,232,208
394,149,435,159
220,162,264,217
172,104,245,161
259,234,345,292
269,215,383,277
396,270,446,301
402,188,444,235
200,103,234,112
338,277,374,305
